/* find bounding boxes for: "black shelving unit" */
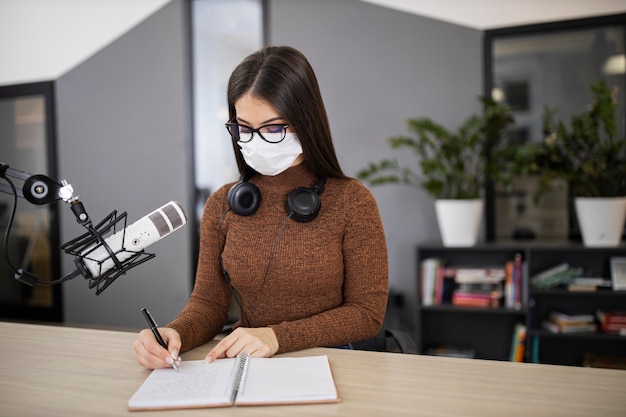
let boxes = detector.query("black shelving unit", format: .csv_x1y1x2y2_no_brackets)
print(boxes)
416,242,626,366
529,291,626,366
416,243,528,361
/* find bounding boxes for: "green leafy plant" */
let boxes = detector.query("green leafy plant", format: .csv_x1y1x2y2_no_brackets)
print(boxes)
357,98,515,199
536,81,626,198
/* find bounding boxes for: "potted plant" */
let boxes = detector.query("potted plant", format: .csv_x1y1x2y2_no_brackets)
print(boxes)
534,80,626,247
357,97,514,246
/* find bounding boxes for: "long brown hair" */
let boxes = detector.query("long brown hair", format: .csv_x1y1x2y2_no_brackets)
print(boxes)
227,46,345,179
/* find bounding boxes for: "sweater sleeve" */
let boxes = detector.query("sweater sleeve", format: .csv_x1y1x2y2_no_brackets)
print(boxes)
269,179,389,352
166,185,233,352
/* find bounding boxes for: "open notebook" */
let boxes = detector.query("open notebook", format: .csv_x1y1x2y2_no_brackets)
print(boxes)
128,354,339,410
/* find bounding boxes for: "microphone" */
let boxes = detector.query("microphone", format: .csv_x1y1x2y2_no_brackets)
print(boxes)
2,162,188,294
14,201,188,294
73,201,187,285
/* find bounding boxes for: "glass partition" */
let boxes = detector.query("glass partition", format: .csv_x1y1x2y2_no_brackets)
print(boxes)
190,0,264,322
0,82,62,321
190,0,264,260
484,14,626,241
191,0,264,206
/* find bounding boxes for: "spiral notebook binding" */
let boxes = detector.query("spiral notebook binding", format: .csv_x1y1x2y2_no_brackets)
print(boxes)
230,353,251,403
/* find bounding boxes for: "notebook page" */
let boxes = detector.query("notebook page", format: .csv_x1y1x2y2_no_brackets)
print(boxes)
128,359,236,410
235,355,338,405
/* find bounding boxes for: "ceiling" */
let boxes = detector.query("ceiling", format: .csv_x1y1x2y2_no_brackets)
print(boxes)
1,1,625,86
359,0,626,30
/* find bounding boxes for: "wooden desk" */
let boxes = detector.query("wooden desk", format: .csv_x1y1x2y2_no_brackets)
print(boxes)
1,321,625,417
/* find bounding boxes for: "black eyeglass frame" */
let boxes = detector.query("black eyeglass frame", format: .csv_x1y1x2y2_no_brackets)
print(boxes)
225,122,290,143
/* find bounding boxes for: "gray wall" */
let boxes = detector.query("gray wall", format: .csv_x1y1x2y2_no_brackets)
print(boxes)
56,0,193,329
268,0,482,333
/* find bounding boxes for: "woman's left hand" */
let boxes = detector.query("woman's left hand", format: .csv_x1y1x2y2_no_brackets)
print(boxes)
204,327,279,362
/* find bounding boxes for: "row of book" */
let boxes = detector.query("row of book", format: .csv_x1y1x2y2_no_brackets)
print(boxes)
597,310,626,335
420,255,526,309
542,311,596,333
530,262,613,291
512,310,625,364
425,311,624,365
542,310,626,335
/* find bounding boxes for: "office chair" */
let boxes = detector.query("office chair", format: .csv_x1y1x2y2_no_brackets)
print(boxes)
352,328,418,354
350,291,418,354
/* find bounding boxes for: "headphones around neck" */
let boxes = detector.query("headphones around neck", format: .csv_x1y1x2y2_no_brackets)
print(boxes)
227,172,326,222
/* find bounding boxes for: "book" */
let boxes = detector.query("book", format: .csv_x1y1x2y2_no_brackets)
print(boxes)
420,258,441,306
596,310,626,323
128,354,339,411
456,282,504,293
521,260,529,307
543,310,597,334
509,323,526,362
549,311,594,325
542,320,597,334
566,278,612,292
453,267,506,284
566,284,598,292
570,277,612,287
434,263,446,304
513,253,523,309
452,289,503,308
452,294,495,307
596,310,626,334
440,269,456,304
530,334,539,364
530,263,585,289
530,262,569,284
425,345,475,359
504,260,514,308
583,352,626,370
504,255,526,308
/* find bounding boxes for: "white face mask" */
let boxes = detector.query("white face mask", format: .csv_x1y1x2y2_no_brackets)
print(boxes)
238,133,303,176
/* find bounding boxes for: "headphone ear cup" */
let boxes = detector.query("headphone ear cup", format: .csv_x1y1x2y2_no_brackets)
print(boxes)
285,187,321,222
228,181,261,216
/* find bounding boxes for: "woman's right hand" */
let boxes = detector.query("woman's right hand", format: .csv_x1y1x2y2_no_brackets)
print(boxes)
133,327,182,369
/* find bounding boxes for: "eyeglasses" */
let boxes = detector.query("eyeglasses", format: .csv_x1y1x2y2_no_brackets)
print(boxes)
225,122,289,143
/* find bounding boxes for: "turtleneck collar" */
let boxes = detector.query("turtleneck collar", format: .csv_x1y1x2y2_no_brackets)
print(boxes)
252,163,316,191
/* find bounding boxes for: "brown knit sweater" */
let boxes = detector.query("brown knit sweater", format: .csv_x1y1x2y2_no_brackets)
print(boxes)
168,163,388,354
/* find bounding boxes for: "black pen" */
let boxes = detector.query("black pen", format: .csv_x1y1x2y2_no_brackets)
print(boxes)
141,307,178,371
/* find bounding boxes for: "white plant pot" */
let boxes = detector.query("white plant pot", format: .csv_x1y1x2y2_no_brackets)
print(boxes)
435,199,483,247
575,197,626,247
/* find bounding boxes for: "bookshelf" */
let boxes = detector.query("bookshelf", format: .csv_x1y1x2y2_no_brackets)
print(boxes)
416,242,626,366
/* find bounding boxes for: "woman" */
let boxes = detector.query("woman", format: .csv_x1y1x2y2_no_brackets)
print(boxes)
134,46,388,369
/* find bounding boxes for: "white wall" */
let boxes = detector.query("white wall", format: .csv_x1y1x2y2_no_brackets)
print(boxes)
0,0,171,86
